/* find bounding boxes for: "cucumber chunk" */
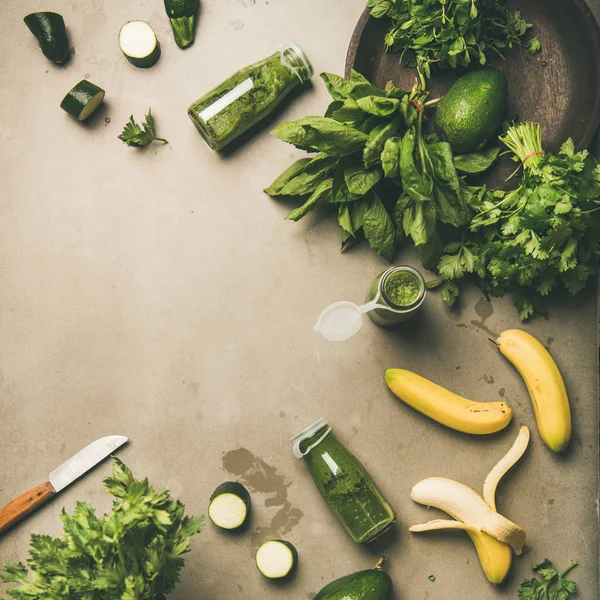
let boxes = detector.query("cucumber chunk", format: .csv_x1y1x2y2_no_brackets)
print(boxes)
24,12,70,64
60,80,105,121
255,540,298,579
119,21,161,68
208,482,250,530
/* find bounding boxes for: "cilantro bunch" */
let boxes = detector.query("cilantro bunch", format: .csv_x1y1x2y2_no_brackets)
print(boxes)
1,459,203,600
265,71,471,263
437,123,600,319
367,0,538,84
518,558,578,600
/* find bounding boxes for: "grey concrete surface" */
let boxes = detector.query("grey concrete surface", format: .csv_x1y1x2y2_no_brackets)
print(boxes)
0,1,598,598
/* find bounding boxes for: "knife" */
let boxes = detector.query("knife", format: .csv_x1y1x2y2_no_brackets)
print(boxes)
0,435,128,535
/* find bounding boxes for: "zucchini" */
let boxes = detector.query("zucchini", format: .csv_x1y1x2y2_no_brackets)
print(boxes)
118,21,161,68
314,557,393,600
164,0,199,48
208,482,250,530
60,80,105,121
255,540,298,579
24,12,69,64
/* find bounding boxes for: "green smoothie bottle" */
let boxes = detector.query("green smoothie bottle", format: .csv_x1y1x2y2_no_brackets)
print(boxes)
188,41,313,150
292,418,395,544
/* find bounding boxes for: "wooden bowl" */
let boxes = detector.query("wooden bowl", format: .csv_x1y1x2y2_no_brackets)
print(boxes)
345,0,600,153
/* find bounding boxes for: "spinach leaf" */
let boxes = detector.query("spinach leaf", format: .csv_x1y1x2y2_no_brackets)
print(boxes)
400,129,432,202
356,95,402,117
320,70,386,102
381,136,402,178
338,203,355,237
344,163,382,195
411,201,437,246
265,154,339,196
454,146,502,174
363,118,401,168
332,164,363,203
363,191,396,260
329,98,367,125
264,157,313,195
285,179,333,221
271,117,368,156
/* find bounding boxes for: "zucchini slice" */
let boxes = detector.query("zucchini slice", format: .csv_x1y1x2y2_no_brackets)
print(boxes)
60,80,105,121
119,21,161,68
208,482,250,530
24,12,70,64
255,540,298,579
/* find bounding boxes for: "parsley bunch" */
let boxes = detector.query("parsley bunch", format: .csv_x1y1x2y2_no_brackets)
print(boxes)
367,0,538,84
518,558,578,600
1,459,203,600
437,123,600,319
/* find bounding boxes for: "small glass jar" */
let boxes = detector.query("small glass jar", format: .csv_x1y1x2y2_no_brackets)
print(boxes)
365,265,426,327
188,41,313,150
292,418,396,544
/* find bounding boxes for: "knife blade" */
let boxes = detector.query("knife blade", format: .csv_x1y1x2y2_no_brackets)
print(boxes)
0,435,128,536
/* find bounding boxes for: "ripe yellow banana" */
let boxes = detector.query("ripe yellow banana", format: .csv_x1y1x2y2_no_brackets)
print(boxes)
384,369,512,435
410,427,529,584
497,330,571,453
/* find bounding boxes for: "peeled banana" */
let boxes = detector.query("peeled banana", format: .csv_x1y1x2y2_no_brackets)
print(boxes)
497,330,571,453
384,369,512,435
410,426,530,584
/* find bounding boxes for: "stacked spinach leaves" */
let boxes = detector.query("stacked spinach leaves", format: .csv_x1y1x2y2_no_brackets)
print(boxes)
366,0,538,84
266,70,472,266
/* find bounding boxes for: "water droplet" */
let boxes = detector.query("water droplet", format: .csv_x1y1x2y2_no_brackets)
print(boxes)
85,73,91,79
230,19,244,30
104,117,111,124
541,61,547,67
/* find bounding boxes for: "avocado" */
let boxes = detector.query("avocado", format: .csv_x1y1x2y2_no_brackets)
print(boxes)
436,69,508,153
314,562,393,600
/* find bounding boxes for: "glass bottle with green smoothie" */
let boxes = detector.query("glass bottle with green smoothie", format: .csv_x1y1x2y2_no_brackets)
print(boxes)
188,41,313,150
365,265,426,327
292,418,395,544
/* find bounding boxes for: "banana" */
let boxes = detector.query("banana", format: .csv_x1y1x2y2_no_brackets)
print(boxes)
409,427,529,584
496,330,571,453
384,369,512,435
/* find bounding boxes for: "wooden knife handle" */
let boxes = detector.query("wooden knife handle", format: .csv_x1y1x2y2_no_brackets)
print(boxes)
0,481,56,535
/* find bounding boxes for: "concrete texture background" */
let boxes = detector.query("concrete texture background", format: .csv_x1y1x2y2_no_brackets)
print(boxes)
0,0,598,598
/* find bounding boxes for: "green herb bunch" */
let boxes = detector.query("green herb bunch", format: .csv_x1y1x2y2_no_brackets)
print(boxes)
518,558,578,600
265,70,473,264
1,459,204,600
119,108,169,147
437,123,600,319
367,0,538,84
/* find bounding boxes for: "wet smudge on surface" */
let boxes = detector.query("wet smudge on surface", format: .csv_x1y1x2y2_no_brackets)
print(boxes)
222,448,303,547
470,296,498,337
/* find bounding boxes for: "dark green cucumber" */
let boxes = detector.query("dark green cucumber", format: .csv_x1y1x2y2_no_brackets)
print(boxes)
24,12,69,64
314,558,393,600
255,540,298,579
436,69,508,153
164,0,199,48
208,482,250,530
60,80,105,121
119,21,161,68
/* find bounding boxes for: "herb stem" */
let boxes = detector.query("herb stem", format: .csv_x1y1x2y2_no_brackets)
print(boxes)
559,561,578,578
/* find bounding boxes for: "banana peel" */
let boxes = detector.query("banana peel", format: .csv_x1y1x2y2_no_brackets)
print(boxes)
409,426,530,584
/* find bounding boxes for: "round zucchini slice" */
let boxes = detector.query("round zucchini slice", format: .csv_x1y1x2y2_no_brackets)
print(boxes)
119,21,161,68
208,482,250,530
60,80,105,121
255,540,298,579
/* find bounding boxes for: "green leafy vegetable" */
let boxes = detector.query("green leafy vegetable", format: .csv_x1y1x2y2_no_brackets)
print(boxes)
454,147,503,174
367,0,534,83
1,459,203,600
517,558,577,600
118,108,169,147
527,37,542,55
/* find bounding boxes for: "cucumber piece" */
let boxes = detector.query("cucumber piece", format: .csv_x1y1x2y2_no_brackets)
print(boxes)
208,482,250,530
164,0,199,48
255,540,298,579
314,558,393,600
119,21,161,68
24,12,70,64
60,80,105,121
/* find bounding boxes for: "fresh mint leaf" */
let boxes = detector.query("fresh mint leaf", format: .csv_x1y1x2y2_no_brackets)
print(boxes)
426,279,445,290
442,281,460,306
527,37,542,55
